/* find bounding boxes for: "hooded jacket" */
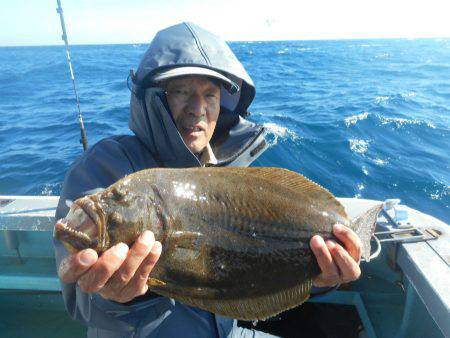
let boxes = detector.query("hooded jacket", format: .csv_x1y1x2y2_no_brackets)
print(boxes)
54,23,272,338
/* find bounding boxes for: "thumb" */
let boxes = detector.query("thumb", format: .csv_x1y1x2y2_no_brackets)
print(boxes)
58,249,98,283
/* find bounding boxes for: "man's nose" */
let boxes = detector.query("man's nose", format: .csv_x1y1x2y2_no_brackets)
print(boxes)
186,92,207,117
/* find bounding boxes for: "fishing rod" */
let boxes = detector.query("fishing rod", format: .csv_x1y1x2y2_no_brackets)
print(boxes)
56,0,88,151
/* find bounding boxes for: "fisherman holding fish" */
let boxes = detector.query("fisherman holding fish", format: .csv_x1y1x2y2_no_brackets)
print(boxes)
55,23,365,337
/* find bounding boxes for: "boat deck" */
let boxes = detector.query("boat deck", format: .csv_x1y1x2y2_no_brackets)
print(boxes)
0,195,448,338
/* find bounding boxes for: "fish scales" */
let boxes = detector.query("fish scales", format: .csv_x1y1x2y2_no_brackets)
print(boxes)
54,167,382,320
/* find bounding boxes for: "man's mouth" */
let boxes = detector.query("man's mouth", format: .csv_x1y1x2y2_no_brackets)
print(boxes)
185,126,202,132
182,124,205,135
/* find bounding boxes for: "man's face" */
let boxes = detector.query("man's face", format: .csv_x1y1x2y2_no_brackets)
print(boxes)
165,76,221,154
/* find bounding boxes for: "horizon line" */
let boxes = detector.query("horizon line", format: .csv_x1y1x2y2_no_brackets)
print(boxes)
1,35,449,48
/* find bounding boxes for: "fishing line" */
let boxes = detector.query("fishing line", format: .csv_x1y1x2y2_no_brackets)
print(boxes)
56,0,88,151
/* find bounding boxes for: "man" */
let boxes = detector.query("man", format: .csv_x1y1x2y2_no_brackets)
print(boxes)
55,22,362,337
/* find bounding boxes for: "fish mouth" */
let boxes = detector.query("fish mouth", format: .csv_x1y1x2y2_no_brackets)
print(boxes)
54,199,104,253
54,219,94,253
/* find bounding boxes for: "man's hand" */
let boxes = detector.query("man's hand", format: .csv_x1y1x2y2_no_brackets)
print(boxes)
310,223,362,288
58,230,162,303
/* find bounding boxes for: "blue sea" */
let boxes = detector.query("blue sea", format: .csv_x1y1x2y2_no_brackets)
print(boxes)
0,39,449,223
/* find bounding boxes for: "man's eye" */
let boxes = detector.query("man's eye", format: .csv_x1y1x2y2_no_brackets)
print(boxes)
205,93,219,105
169,89,191,102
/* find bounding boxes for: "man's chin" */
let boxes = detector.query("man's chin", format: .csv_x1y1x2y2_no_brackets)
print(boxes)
183,138,207,154
188,144,207,154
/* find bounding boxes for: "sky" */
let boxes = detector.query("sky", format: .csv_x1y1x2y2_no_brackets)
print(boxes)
1,0,450,46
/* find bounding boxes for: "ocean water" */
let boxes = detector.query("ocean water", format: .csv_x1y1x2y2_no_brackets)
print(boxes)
0,39,449,223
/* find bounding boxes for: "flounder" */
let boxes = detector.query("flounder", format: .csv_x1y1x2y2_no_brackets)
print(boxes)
54,167,381,320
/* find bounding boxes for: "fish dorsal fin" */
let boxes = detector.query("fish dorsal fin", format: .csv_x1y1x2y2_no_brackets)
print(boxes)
228,167,348,220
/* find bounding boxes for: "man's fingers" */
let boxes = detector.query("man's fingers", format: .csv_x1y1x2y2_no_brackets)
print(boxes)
107,231,155,289
310,235,339,279
333,223,362,263
330,242,361,283
117,241,162,302
58,249,98,283
311,228,363,288
135,240,162,285
77,243,129,293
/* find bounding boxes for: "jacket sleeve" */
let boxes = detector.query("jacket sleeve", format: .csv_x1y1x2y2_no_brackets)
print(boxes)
54,138,173,331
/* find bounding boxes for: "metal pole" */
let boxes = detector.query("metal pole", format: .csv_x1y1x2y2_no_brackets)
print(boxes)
56,0,88,151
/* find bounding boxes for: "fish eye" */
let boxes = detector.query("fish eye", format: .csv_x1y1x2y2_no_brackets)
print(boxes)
111,187,127,201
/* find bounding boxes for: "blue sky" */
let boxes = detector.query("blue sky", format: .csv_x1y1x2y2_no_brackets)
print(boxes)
1,0,450,46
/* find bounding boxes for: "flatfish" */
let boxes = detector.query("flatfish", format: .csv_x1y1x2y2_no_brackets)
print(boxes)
54,167,381,320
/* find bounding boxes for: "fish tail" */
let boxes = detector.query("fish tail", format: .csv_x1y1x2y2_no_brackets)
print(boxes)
350,203,383,262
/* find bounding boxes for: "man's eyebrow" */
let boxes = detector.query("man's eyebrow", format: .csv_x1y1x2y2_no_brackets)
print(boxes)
167,80,220,91
168,83,189,90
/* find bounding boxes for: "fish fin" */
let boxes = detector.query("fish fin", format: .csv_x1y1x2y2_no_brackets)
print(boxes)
233,167,348,220
147,277,166,287
170,230,205,249
161,279,313,321
351,203,383,261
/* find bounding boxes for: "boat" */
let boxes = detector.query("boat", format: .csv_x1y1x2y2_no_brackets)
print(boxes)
1,195,448,337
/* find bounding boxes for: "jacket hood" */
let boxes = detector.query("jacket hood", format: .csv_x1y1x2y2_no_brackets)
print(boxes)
132,22,255,115
129,23,266,167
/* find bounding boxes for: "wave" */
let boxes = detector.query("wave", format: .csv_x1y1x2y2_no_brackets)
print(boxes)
374,96,390,104
362,166,369,175
40,183,61,196
343,108,438,132
354,183,366,198
344,112,369,127
372,158,388,166
374,91,417,105
262,122,300,146
380,116,436,129
277,48,289,55
400,91,417,99
349,139,370,155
